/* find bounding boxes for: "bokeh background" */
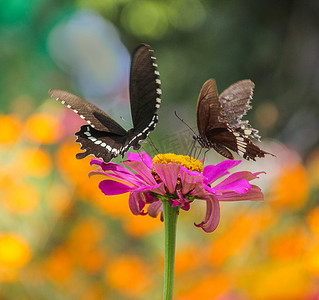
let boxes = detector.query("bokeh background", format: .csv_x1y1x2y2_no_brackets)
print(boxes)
1,0,319,299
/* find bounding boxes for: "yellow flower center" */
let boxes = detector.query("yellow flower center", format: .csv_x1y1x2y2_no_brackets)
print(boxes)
153,153,203,173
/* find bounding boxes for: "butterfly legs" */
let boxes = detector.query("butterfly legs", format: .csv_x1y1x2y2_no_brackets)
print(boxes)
147,136,159,155
202,149,210,164
187,139,196,157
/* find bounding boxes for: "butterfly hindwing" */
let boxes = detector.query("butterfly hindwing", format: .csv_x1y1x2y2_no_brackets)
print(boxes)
75,125,126,162
210,129,269,161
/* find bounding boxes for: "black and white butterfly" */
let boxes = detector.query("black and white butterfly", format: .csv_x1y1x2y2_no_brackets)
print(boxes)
194,78,273,160
49,44,162,163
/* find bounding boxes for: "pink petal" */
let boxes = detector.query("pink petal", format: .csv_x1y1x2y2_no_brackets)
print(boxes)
177,190,190,211
122,160,156,185
143,192,155,204
91,159,131,174
129,192,146,215
90,159,145,186
190,182,212,197
180,165,203,178
89,169,144,187
153,163,180,194
127,152,153,169
214,178,251,194
140,182,167,196
218,185,264,201
147,200,163,218
99,180,134,195
194,195,220,233
90,158,104,167
171,199,180,207
203,160,241,184
214,171,264,193
221,171,264,184
179,166,204,194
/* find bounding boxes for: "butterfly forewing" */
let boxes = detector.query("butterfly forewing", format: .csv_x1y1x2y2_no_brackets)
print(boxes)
219,80,254,121
219,80,260,140
196,79,227,139
129,44,161,132
49,89,127,135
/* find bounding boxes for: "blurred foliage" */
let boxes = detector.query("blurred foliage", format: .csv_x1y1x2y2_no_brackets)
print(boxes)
1,0,319,299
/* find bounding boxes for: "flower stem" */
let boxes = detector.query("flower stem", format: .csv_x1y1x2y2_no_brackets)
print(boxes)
162,200,178,300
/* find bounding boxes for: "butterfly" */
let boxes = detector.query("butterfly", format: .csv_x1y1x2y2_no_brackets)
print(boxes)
49,44,161,163
194,78,273,160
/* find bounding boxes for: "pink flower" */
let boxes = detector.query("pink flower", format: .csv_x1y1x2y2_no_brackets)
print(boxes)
90,152,264,233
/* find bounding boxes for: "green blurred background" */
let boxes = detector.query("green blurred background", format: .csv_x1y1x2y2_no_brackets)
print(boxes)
0,0,319,299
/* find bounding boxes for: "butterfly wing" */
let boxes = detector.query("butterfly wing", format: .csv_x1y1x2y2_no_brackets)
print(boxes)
129,44,161,134
49,89,127,135
208,129,270,161
196,79,228,139
49,89,129,162
196,79,273,160
75,125,126,162
219,80,260,140
50,43,163,162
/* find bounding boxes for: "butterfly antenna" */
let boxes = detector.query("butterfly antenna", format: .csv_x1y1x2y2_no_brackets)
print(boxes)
174,111,197,135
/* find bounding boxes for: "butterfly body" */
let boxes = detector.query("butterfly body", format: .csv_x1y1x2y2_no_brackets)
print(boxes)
195,79,273,161
50,44,161,163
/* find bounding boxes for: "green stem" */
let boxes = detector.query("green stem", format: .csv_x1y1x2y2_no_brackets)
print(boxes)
162,200,178,300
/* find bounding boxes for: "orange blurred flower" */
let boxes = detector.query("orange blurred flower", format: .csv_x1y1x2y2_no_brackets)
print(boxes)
16,147,52,177
80,249,107,274
105,255,153,298
0,114,22,144
66,219,107,274
269,163,309,210
89,191,132,218
177,273,230,300
1,180,40,214
55,141,92,186
307,206,319,237
0,234,31,282
206,208,276,266
46,183,74,215
79,284,106,300
55,141,134,219
67,218,105,254
237,261,311,300
44,246,73,284
175,245,202,275
25,113,62,144
268,226,310,260
304,243,319,277
123,213,162,238
0,234,31,269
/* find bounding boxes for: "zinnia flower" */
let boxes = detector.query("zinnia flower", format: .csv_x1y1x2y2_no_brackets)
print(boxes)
90,152,264,233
